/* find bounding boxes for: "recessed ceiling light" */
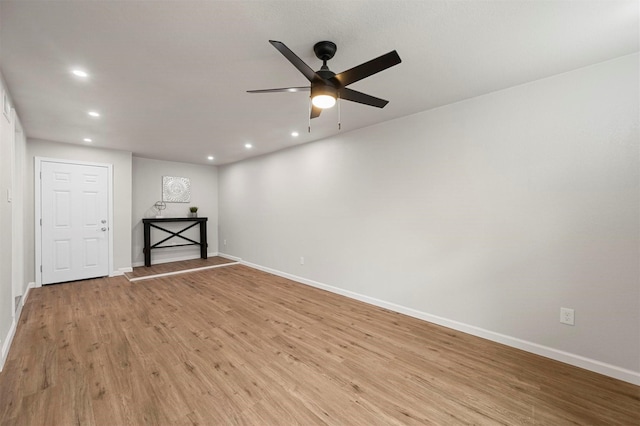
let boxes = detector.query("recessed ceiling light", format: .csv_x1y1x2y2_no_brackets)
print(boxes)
83,138,92,142
245,143,253,149
72,69,89,78
88,111,100,117
287,88,298,92
207,156,214,160
291,131,299,137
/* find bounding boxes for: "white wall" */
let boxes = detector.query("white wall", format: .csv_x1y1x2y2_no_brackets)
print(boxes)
0,75,17,367
131,157,218,266
26,139,133,280
12,117,26,303
219,54,639,382
0,72,30,371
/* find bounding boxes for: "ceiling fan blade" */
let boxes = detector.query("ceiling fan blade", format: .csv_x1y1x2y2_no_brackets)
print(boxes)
310,105,322,119
334,50,401,87
269,40,318,82
340,88,389,108
247,86,310,93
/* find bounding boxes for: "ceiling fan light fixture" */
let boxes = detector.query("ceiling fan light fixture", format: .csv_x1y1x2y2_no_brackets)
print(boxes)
311,84,337,109
311,94,336,109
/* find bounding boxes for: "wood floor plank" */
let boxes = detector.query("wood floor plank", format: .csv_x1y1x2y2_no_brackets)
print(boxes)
1,264,638,425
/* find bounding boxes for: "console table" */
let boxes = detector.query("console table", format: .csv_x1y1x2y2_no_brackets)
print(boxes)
142,217,208,267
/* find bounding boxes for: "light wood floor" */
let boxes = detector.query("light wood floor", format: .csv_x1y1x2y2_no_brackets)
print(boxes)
1,264,638,425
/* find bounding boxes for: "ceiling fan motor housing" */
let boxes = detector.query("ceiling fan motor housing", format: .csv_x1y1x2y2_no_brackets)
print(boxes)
313,65,339,101
313,41,337,61
311,83,337,100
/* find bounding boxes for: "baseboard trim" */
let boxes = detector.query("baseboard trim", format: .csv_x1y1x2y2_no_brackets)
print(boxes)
110,267,133,277
1,282,35,372
240,259,640,386
218,252,242,262
0,320,17,373
14,282,35,322
128,261,240,282
131,252,220,268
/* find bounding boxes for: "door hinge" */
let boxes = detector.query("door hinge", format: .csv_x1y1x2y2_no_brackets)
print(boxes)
40,265,42,272
40,218,42,226
40,171,42,179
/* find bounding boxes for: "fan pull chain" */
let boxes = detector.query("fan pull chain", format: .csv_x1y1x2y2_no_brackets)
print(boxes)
337,96,341,131
308,97,312,133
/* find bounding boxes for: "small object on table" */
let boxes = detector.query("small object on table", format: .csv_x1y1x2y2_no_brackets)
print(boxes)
154,201,167,218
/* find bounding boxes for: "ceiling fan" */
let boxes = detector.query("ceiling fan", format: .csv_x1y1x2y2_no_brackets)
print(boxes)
248,40,401,120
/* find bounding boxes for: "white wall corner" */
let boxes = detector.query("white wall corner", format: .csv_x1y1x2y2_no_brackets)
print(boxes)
110,267,133,277
240,259,640,386
218,252,242,262
25,282,35,302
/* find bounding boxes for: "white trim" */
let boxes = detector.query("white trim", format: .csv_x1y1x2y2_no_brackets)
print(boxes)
14,282,35,323
107,164,114,278
0,320,17,372
110,267,133,277
239,259,640,386
0,282,35,372
131,252,220,268
218,252,242,262
127,261,240,282
35,157,114,286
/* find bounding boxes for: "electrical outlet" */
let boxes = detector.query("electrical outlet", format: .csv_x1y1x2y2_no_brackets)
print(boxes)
223,239,227,246
300,256,304,265
560,307,575,326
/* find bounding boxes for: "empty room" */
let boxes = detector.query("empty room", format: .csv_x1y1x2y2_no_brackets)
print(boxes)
0,1,638,424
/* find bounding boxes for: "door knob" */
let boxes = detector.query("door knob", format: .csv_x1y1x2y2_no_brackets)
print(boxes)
101,227,107,231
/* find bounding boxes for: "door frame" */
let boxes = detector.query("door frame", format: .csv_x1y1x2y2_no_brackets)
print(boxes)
35,157,114,287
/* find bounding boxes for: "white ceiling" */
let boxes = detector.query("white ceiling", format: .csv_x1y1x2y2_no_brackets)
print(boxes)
1,1,637,165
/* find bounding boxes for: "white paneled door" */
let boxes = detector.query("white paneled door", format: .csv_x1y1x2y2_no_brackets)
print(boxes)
40,161,109,284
